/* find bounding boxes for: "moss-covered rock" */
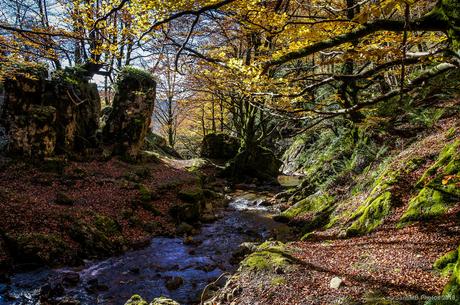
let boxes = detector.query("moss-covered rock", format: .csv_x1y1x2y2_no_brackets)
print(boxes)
434,249,458,276
137,183,156,202
103,66,156,159
125,295,149,305
275,192,335,235
224,145,282,182
429,245,460,304
6,232,74,266
169,203,201,223
280,192,334,220
346,184,395,236
200,132,239,160
124,295,180,305
65,214,123,257
151,297,180,305
345,157,424,236
399,140,459,225
178,188,204,204
240,241,293,273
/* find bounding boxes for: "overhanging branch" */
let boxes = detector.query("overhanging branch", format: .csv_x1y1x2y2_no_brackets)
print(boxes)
261,13,449,73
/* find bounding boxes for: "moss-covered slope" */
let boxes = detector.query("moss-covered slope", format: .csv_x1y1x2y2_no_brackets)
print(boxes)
399,139,459,225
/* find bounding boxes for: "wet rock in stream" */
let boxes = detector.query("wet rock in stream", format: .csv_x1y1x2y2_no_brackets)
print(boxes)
165,276,184,291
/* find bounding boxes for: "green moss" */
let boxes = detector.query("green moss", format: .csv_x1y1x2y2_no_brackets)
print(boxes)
11,233,71,265
300,232,315,241
178,188,204,204
65,214,123,256
124,295,148,305
418,140,459,187
51,65,88,86
434,249,458,276
138,183,154,202
346,191,393,236
400,140,459,225
446,127,457,140
399,188,448,225
151,296,180,305
94,215,121,236
346,155,427,236
279,192,335,236
281,193,333,219
240,241,292,272
116,66,156,91
429,246,460,304
270,276,286,286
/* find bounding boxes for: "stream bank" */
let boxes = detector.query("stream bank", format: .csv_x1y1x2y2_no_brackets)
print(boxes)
0,188,293,305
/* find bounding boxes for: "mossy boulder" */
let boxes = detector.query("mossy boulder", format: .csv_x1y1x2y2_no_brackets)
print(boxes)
125,295,149,305
346,190,393,237
345,157,425,236
178,188,204,204
399,140,459,225
279,192,334,220
275,192,335,235
240,241,293,273
200,132,239,160
224,145,282,182
103,67,156,159
6,232,74,266
169,203,201,224
124,295,180,305
65,214,123,257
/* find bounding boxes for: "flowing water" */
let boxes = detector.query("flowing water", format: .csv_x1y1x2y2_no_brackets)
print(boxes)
0,191,290,305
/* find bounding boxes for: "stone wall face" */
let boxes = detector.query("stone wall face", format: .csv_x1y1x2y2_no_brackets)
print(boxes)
102,68,156,158
1,66,155,160
1,70,58,157
43,77,101,153
0,67,101,158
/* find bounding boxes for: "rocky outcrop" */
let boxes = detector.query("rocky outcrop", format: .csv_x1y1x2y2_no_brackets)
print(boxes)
223,145,282,182
103,67,156,159
0,65,101,158
1,66,56,157
200,132,239,160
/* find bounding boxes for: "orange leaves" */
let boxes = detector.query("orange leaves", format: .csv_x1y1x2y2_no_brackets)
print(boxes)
442,175,460,185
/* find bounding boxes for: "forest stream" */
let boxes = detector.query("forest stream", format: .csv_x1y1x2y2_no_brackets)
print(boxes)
0,187,295,305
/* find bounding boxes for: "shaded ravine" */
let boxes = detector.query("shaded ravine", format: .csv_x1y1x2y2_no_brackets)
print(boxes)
0,191,291,305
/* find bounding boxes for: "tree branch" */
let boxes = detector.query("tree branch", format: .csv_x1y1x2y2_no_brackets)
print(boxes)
140,0,236,41
261,13,449,73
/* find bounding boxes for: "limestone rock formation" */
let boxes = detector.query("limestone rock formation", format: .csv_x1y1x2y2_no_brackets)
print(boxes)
103,67,156,159
0,65,101,158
